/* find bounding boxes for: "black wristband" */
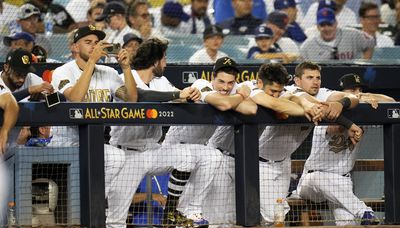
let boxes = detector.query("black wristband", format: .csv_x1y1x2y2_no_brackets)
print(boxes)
12,88,30,101
172,91,180,100
335,115,354,129
338,97,351,110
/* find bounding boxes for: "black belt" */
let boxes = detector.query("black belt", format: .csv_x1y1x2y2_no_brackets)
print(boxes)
117,145,139,151
217,148,283,163
308,170,349,177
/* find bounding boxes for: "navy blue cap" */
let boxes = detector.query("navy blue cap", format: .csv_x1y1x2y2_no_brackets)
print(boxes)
162,2,190,22
96,1,126,21
203,25,224,39
267,11,289,30
274,0,296,10
318,0,337,11
123,33,143,47
255,25,273,39
317,8,336,25
3,32,35,47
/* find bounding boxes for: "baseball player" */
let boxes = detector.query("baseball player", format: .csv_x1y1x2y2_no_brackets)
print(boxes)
51,25,137,201
106,38,234,228
300,8,375,61
203,63,324,226
163,57,257,226
296,73,395,226
0,77,19,223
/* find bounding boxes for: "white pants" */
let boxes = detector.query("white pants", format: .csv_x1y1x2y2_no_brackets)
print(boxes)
297,171,371,226
203,156,292,227
104,144,126,198
106,143,218,228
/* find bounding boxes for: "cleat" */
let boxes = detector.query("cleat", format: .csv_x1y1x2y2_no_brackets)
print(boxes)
186,213,209,228
163,210,194,228
361,211,380,225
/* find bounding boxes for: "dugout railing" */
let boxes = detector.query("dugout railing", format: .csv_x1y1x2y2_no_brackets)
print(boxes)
1,102,400,227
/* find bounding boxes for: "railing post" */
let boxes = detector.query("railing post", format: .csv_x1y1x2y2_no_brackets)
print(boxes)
79,124,106,227
234,124,260,226
383,124,400,225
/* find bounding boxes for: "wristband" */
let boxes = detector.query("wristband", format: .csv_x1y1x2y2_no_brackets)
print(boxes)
338,97,351,110
172,91,180,99
335,115,354,129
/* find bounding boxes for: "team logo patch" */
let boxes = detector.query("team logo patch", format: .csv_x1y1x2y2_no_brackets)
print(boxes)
88,24,96,30
223,57,232,65
21,55,30,65
201,86,212,92
58,79,70,90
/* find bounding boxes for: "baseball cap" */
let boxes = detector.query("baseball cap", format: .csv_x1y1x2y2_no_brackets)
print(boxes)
213,57,239,74
96,1,126,21
122,33,143,48
339,73,368,90
162,2,190,22
317,8,336,25
203,25,224,40
17,3,40,20
267,11,289,30
274,0,296,10
5,49,35,75
73,25,106,43
255,25,273,39
318,0,337,11
3,32,35,47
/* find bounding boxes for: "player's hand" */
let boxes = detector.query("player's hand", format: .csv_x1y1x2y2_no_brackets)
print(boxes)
347,124,363,145
188,87,201,101
303,101,323,124
324,101,344,120
16,127,31,145
236,85,251,99
89,40,110,63
0,129,8,155
28,82,54,95
152,193,167,206
358,93,378,109
117,48,131,70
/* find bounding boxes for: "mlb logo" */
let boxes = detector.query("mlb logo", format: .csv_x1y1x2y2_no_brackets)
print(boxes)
182,71,198,84
69,108,84,119
388,109,400,119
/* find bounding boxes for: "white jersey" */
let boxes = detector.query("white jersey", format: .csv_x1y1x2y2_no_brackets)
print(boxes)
109,70,178,150
51,60,124,101
0,77,10,95
207,80,263,153
258,85,335,161
304,126,361,175
163,79,226,145
0,71,43,101
188,48,227,64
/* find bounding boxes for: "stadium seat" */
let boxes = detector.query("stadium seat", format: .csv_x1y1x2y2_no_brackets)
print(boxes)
372,47,400,60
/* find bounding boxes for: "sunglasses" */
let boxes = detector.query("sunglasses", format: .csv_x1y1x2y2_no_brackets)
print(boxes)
23,7,40,15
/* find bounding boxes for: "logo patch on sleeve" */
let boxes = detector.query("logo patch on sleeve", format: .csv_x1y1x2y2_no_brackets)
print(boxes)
58,79,70,90
201,86,213,92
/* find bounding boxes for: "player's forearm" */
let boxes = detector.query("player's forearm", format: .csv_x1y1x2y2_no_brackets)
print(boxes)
251,93,304,116
138,89,180,102
328,92,359,109
234,99,257,115
121,67,138,102
205,93,243,111
361,93,396,102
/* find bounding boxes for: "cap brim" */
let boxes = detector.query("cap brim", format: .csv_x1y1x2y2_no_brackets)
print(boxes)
123,37,143,47
95,14,107,21
317,19,335,25
181,13,190,22
14,65,36,75
255,35,272,39
204,33,224,40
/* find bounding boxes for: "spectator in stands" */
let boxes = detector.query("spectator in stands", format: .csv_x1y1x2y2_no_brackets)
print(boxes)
15,3,53,56
122,32,143,64
0,1,19,34
300,8,375,61
248,11,299,56
274,0,306,43
16,126,53,147
184,0,214,34
155,1,191,36
359,2,394,47
189,25,227,63
27,0,77,33
296,73,394,226
96,1,139,46
393,0,400,45
127,0,161,40
217,0,262,35
0,49,53,102
0,32,35,58
380,0,397,28
75,1,106,30
301,0,358,34
66,0,92,23
213,0,266,24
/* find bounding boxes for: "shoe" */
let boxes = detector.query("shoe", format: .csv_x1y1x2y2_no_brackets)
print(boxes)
163,210,194,228
186,213,209,227
361,211,380,225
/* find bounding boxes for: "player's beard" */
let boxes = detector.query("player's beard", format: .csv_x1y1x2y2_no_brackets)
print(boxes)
152,63,164,78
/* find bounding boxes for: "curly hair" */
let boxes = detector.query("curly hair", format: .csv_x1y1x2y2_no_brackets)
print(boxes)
132,38,169,70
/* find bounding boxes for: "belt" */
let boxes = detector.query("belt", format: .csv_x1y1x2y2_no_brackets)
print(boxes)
307,170,349,177
117,145,139,151
217,148,283,163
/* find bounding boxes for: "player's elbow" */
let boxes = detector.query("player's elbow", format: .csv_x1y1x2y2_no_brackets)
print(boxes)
215,100,235,111
245,104,258,115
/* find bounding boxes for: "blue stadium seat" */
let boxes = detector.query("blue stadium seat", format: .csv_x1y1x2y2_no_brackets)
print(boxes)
372,47,400,60
167,44,199,63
